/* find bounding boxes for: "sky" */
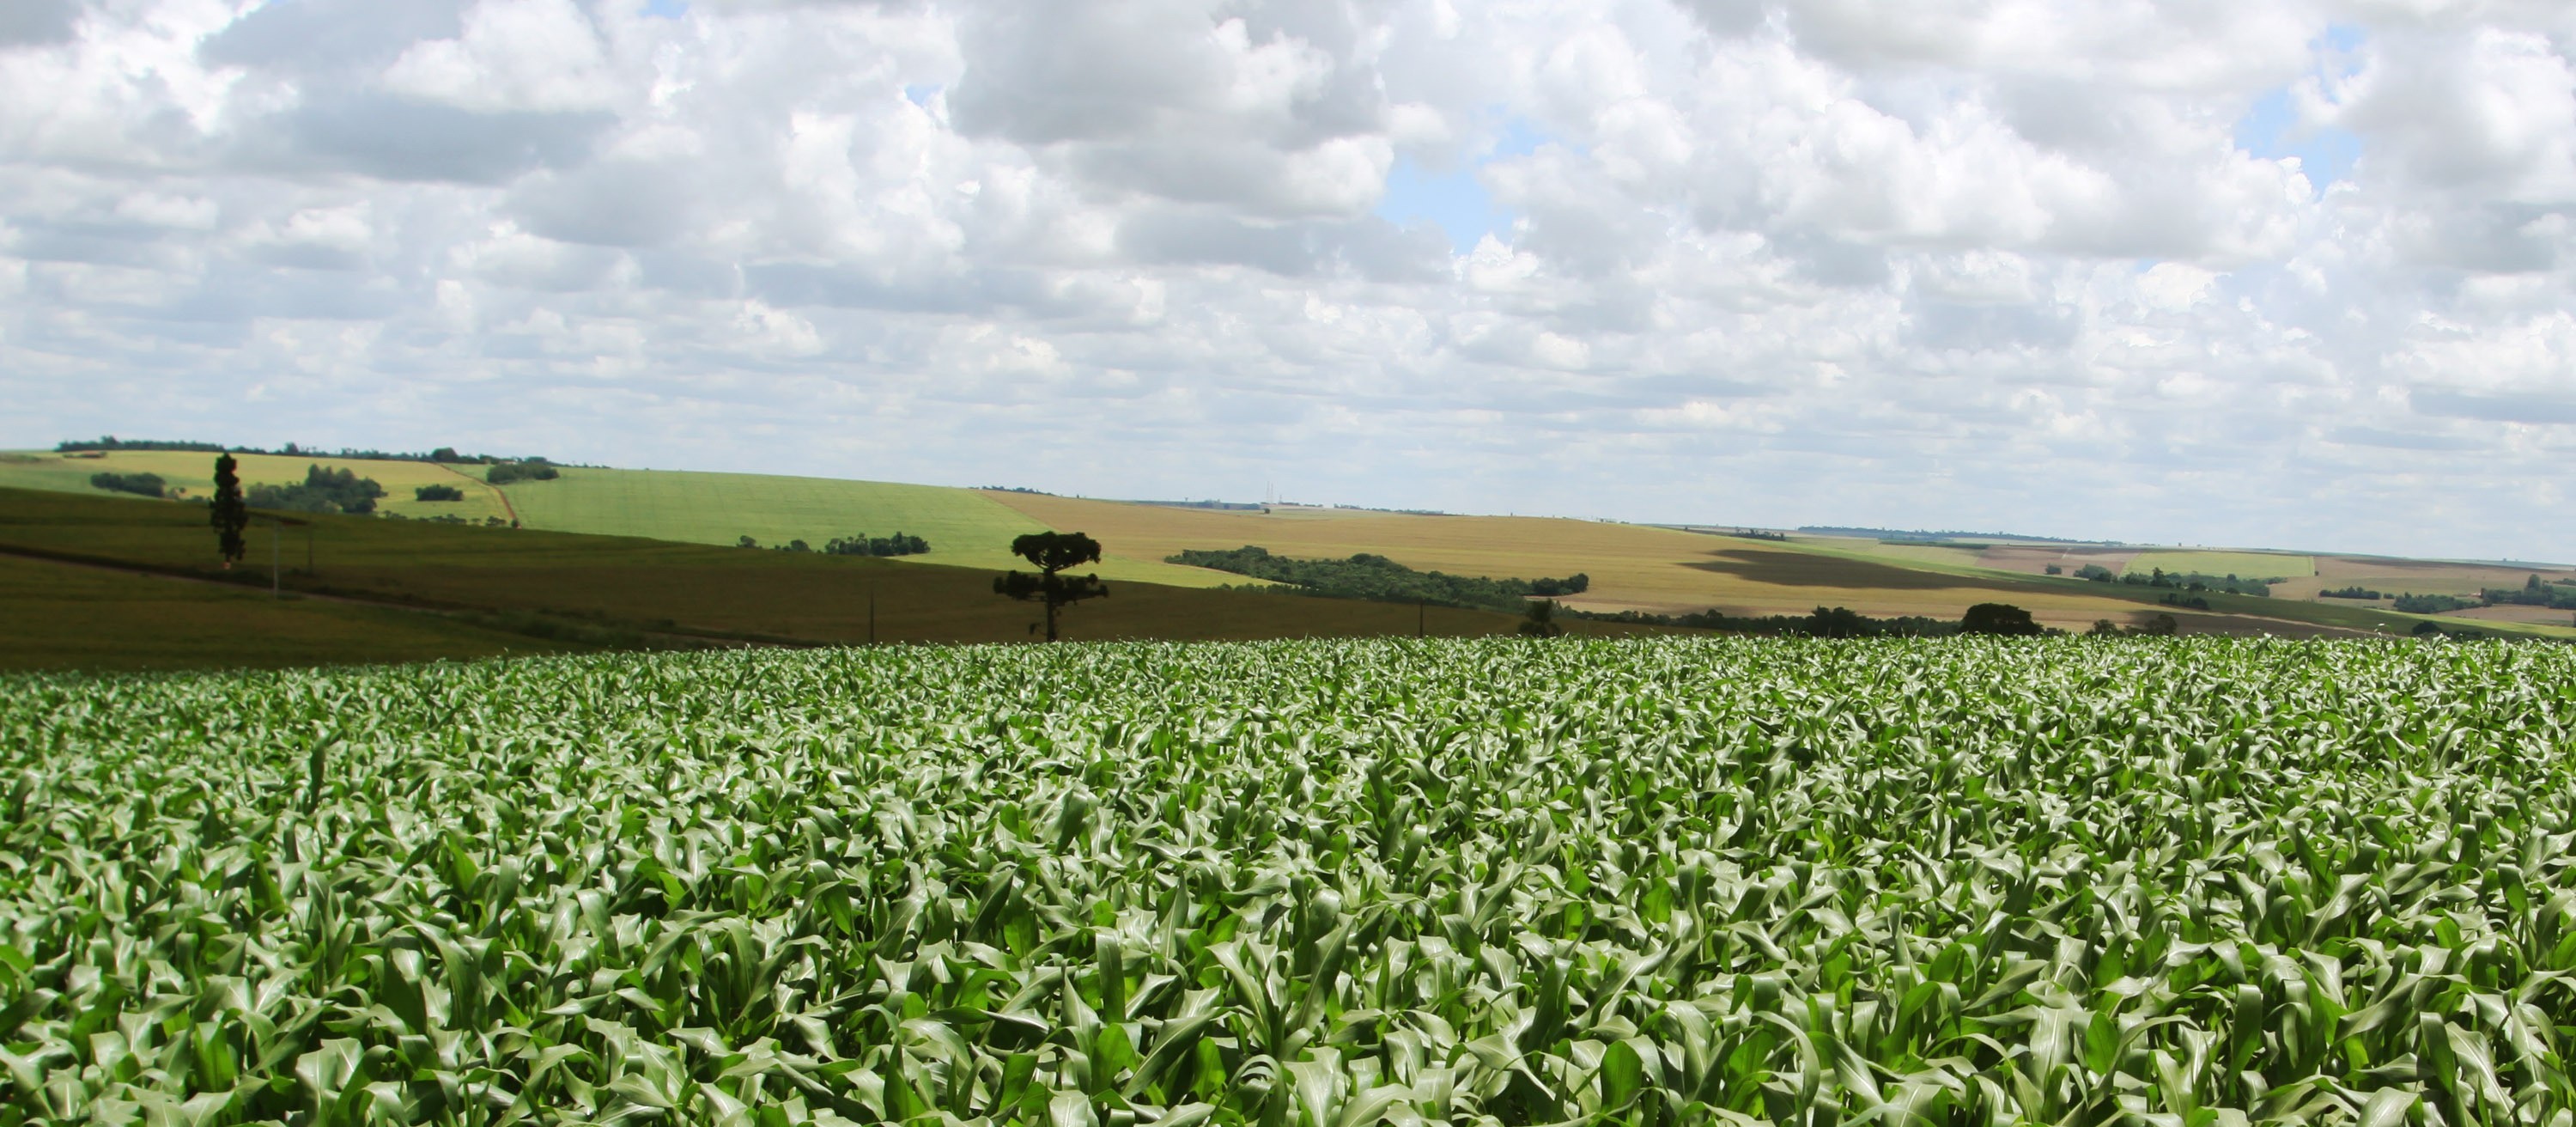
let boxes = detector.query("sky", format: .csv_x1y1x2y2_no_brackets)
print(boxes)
5,1,2576,560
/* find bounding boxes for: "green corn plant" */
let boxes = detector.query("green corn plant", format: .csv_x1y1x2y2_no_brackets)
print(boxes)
3,638,2576,1124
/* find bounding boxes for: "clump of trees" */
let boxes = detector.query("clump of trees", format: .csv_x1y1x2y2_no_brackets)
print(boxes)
2394,593,2478,614
415,484,465,502
486,460,560,484
89,472,166,498
2319,586,2385,600
824,533,929,557
734,533,929,556
1171,545,1588,612
248,465,386,515
2075,564,2118,582
2117,567,2273,597
1959,603,2044,636
2478,573,2576,610
1571,605,1961,637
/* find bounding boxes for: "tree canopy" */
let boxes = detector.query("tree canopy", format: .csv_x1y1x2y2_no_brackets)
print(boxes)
994,532,1109,643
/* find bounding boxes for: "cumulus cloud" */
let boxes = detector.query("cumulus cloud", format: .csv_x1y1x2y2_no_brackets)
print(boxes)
5,0,2576,559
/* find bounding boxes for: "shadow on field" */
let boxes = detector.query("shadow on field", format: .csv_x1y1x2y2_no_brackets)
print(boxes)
1686,549,1999,591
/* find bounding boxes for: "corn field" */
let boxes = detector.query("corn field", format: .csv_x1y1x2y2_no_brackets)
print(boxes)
3,638,2573,1126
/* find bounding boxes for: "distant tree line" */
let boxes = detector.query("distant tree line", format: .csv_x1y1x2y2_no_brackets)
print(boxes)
90,472,167,498
2480,573,2576,610
1798,526,2116,545
2332,576,2576,615
1574,605,1962,637
737,533,930,557
58,436,558,466
1172,545,1588,612
2069,564,2273,597
247,465,386,515
2393,593,2479,614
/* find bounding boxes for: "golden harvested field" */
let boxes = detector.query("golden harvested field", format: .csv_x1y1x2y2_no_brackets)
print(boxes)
0,450,514,523
1972,545,2138,576
988,494,2186,629
2312,554,2576,594
2442,604,2576,625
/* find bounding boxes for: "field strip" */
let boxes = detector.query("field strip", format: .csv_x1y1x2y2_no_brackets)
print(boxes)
437,461,519,524
0,541,811,652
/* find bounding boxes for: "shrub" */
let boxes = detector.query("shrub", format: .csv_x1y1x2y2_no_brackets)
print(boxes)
486,461,561,485
90,472,166,498
415,484,465,502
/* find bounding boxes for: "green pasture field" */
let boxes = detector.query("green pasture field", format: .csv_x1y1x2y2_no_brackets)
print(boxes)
4,637,2570,1124
500,466,1234,588
2122,549,2318,579
0,488,1631,670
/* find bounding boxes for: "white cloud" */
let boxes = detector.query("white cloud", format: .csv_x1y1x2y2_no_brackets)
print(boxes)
382,0,623,114
9,0,2576,560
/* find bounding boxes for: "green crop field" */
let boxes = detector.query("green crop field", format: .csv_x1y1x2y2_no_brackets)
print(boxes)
4,637,2568,1125
501,468,1232,588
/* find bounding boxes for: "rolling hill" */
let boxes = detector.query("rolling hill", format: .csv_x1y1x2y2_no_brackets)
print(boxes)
8,445,2570,652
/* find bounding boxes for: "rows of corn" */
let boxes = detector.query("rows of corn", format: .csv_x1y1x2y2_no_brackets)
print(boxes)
3,638,2573,1125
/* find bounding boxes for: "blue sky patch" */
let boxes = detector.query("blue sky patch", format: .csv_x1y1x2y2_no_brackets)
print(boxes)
643,0,688,18
1374,117,1551,254
2233,24,2366,194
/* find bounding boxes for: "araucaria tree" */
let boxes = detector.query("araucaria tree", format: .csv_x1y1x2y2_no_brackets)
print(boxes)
1517,598,1567,637
994,532,1109,642
210,454,248,568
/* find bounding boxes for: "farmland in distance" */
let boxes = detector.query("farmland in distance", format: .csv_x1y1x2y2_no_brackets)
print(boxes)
4,637,2568,1124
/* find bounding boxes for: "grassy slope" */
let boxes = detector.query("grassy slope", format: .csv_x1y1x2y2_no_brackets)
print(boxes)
483,466,1240,588
0,450,514,522
0,488,1644,671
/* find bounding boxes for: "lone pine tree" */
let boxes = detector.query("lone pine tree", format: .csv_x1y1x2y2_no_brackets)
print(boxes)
993,531,1109,643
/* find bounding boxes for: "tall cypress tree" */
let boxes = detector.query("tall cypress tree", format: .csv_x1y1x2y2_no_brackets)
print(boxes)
210,454,248,567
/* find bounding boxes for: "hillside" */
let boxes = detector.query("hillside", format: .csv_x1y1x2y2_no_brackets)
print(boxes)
10,447,2570,644
0,487,1643,672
